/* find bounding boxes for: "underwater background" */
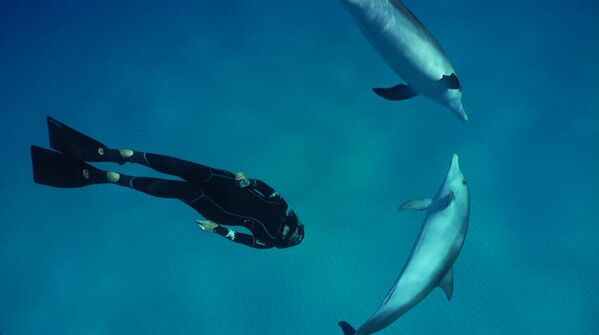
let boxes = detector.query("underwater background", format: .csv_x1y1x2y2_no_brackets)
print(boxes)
1,0,598,334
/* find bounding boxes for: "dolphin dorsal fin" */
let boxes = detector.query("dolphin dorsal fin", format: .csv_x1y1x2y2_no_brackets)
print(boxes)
438,267,454,301
398,198,433,211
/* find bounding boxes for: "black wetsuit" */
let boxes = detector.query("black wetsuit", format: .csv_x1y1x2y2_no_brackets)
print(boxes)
115,152,289,249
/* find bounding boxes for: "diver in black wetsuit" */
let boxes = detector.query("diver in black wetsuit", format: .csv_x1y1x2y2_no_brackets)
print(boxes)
31,116,304,249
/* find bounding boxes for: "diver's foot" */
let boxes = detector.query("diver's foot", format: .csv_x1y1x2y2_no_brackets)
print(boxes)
119,149,134,161
106,171,120,183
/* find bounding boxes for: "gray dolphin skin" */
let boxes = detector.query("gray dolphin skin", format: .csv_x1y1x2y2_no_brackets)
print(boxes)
339,154,470,335
342,0,468,121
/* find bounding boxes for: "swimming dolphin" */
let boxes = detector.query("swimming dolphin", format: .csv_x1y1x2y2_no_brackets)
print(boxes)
342,0,468,121
339,154,470,334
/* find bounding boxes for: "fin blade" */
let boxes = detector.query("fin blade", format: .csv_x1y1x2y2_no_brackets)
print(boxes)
31,145,105,188
399,198,433,211
372,83,418,101
438,267,454,301
47,116,122,163
338,321,356,335
441,73,461,90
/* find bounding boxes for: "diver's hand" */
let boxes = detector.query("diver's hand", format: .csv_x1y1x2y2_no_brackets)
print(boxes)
235,172,251,188
196,219,218,232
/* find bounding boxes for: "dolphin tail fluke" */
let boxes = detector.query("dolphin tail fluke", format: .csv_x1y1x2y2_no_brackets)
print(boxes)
338,321,357,335
372,83,418,101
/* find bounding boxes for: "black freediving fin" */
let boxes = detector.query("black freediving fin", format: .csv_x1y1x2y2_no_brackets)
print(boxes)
338,321,356,335
47,116,124,163
440,73,461,90
372,83,418,101
31,145,106,188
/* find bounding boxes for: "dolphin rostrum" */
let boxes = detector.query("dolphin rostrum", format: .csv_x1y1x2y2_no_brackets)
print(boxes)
342,0,468,121
339,154,470,334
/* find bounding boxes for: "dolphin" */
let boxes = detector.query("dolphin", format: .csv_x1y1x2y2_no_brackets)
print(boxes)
339,154,470,334
341,0,468,121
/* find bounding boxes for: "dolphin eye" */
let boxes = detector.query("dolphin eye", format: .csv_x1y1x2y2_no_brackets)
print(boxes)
462,179,467,185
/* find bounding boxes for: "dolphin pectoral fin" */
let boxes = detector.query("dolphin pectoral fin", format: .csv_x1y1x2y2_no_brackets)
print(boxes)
440,73,461,90
433,191,455,211
438,267,454,301
338,321,356,335
372,83,418,101
447,191,455,203
399,198,433,211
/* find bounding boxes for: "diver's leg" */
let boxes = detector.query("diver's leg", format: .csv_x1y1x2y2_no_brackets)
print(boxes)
121,151,234,183
108,171,202,202
109,171,252,228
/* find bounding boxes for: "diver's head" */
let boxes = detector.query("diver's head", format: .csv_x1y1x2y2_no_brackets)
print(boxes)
278,210,304,248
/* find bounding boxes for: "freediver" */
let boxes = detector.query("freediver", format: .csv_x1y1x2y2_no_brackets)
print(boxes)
30,116,304,249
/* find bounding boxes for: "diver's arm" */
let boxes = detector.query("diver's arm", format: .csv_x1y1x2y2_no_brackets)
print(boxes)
213,226,272,249
196,219,271,249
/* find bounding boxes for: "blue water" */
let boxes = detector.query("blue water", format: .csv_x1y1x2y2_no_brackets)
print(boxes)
1,1,598,334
